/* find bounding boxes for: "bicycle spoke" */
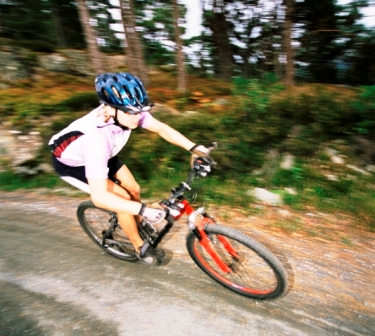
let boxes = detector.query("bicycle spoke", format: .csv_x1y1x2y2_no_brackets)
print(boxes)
77,201,137,261
187,224,288,299
207,235,278,292
84,208,127,244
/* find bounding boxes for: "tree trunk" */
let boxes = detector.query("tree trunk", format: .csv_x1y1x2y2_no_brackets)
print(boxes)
0,6,3,36
76,0,104,73
206,0,232,80
283,0,295,86
172,0,187,92
51,1,67,48
120,0,148,85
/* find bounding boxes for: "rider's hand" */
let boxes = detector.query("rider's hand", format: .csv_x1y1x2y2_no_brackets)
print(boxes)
139,204,167,225
190,144,209,157
190,144,210,169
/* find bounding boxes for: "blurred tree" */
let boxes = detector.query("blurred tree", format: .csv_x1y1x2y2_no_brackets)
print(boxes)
294,0,341,83
76,0,105,72
172,0,187,91
120,0,148,84
49,0,86,49
199,0,287,81
51,0,68,47
336,0,375,85
344,27,375,85
294,0,374,85
283,0,295,86
0,0,85,49
132,0,181,66
202,0,233,80
89,1,123,53
0,0,54,42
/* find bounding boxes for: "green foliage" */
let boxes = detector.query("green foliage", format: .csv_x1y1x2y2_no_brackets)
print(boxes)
351,86,375,135
54,93,99,112
271,166,305,189
0,171,63,191
134,0,186,66
0,0,85,49
13,40,56,53
40,93,99,116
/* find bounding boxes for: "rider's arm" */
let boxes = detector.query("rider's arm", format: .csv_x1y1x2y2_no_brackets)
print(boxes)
144,118,195,151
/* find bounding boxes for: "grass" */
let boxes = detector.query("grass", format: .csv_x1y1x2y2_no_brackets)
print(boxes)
341,236,353,246
272,218,304,233
0,171,65,191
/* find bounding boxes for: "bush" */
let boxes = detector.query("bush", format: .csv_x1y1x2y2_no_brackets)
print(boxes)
351,85,375,135
40,92,99,115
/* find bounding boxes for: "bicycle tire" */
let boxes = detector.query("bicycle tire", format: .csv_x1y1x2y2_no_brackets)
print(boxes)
77,200,138,261
186,224,288,299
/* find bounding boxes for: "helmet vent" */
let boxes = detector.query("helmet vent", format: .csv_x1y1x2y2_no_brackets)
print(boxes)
112,86,121,99
101,88,110,99
134,88,142,102
122,85,132,100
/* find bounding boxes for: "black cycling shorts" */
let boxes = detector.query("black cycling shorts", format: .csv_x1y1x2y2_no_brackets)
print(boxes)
52,155,124,183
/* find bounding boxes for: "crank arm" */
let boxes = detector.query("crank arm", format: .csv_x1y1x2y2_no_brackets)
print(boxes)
104,238,133,249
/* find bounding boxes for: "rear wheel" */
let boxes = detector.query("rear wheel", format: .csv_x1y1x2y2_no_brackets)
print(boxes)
77,201,137,261
186,224,288,299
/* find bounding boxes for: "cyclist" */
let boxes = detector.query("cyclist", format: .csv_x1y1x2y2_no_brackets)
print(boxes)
49,72,209,265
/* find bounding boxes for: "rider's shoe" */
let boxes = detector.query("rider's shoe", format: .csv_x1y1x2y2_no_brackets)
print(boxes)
136,242,166,266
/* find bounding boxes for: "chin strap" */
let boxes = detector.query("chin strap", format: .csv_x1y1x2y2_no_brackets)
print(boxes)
113,108,129,130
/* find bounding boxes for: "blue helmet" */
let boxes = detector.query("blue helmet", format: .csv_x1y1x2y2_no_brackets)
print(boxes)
95,72,150,113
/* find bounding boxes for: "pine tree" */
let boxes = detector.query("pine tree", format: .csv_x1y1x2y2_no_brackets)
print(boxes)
76,0,105,73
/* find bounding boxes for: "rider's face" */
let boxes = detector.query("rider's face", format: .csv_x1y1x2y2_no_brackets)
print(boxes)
107,106,141,129
116,110,142,129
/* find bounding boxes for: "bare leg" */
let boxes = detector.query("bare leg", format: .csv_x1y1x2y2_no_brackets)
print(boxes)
117,213,143,251
110,165,144,252
104,183,143,251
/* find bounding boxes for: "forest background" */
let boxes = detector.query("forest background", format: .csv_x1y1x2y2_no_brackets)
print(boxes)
0,0,375,231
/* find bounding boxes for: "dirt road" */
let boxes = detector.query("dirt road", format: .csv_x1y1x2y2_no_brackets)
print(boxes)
0,191,374,335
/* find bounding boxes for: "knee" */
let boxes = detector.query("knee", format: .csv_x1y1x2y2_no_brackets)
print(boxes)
128,182,141,198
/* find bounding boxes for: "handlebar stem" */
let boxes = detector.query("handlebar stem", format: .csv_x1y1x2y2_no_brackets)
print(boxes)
188,207,205,229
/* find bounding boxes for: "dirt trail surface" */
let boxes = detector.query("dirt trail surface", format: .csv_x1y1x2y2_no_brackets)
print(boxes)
0,190,374,336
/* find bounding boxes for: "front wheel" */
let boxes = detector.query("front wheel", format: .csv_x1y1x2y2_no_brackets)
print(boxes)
186,224,288,299
77,201,137,261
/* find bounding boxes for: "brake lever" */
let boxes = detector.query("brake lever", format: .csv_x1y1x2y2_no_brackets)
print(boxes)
199,156,216,167
207,142,218,153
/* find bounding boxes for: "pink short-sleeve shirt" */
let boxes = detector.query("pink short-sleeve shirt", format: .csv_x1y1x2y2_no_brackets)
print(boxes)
49,105,153,179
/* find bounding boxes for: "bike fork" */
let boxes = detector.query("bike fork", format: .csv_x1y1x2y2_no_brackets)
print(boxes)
196,229,232,273
189,208,236,273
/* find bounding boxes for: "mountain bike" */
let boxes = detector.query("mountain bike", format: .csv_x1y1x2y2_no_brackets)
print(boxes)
76,143,288,300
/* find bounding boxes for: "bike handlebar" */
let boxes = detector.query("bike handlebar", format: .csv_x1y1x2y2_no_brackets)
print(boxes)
167,142,218,201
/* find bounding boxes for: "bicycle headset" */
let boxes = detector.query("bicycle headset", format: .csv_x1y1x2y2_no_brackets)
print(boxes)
95,72,150,114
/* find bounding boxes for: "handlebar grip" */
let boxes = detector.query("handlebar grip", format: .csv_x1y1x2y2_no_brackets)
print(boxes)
207,142,218,153
208,142,217,152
